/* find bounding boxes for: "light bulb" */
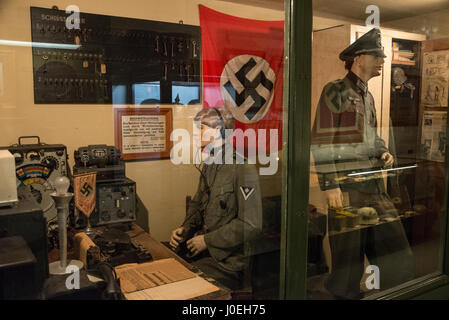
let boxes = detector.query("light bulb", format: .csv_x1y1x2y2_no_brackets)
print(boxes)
53,176,70,195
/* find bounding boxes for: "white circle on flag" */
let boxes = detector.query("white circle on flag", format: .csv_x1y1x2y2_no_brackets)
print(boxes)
220,55,276,124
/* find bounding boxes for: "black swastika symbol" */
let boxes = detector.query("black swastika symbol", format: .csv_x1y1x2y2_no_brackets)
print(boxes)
80,182,93,197
224,57,274,120
326,82,349,112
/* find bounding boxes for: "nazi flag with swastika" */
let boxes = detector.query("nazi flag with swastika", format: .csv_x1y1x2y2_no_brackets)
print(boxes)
73,172,97,218
199,5,284,154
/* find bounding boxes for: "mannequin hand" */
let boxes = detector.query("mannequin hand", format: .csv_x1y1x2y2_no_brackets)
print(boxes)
325,188,344,209
186,235,207,257
392,197,402,206
169,227,185,250
381,152,394,168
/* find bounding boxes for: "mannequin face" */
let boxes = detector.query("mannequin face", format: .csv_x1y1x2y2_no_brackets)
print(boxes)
353,54,385,81
200,124,220,148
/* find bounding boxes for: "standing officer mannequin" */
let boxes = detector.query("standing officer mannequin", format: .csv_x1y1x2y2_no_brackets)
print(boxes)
169,107,263,291
311,28,414,299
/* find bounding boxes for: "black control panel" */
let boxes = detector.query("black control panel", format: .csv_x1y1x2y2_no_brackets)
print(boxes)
73,178,137,228
30,6,202,105
94,178,137,226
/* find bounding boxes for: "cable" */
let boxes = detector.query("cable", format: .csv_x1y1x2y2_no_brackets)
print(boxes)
97,261,118,280
129,231,146,239
184,121,225,229
180,148,210,229
193,147,211,197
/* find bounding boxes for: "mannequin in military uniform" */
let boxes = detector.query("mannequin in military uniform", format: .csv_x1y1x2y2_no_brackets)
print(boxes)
169,107,263,290
311,28,414,299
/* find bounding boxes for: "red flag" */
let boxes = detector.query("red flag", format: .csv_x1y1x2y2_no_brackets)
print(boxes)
73,172,96,217
199,5,284,154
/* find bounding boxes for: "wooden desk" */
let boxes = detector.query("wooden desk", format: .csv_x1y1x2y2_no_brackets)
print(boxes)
126,223,232,300
47,223,232,300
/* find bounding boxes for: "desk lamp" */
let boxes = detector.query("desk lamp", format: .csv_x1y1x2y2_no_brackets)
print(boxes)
48,176,84,275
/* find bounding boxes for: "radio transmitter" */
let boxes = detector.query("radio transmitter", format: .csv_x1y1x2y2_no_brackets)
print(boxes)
74,178,136,228
0,136,69,221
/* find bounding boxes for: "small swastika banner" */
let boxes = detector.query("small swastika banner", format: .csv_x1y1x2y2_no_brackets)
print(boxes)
73,172,97,217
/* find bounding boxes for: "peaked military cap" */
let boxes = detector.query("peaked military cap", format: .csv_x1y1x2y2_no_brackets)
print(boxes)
339,27,387,62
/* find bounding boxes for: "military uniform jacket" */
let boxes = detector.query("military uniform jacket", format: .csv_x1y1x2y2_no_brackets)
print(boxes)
311,71,389,194
182,149,263,272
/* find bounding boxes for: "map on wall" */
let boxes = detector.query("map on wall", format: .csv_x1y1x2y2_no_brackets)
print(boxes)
421,50,449,107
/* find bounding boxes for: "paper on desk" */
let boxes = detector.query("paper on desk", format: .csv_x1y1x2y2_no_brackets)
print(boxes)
123,276,219,300
114,258,197,293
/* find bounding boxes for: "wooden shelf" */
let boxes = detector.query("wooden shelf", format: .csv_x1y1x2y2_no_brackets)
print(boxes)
392,60,416,66
328,212,422,237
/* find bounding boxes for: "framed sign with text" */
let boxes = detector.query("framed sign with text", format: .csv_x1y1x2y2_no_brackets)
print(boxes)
114,107,173,161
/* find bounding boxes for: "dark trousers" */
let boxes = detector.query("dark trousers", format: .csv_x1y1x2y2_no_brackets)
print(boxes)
326,191,415,299
175,242,243,291
191,255,243,291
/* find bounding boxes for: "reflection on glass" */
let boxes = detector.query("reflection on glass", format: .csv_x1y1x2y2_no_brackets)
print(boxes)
131,81,201,105
112,84,127,104
133,82,160,105
172,81,200,105
311,28,414,300
308,3,449,299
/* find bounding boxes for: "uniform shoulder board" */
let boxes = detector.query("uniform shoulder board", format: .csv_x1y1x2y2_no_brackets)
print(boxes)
329,79,344,85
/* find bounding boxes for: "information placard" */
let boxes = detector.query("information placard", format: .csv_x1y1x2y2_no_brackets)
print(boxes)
114,108,173,160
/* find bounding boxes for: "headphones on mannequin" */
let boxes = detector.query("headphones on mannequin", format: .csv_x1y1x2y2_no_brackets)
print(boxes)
212,108,226,139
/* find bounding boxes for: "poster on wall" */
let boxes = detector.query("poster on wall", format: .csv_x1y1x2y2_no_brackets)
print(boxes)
114,108,173,161
420,111,447,162
421,50,449,108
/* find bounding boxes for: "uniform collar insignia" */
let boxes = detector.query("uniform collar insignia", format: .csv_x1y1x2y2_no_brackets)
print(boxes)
347,71,368,95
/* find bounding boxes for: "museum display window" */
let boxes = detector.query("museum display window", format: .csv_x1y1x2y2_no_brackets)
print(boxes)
2,0,449,301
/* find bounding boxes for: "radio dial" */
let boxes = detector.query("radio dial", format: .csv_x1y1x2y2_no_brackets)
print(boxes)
117,209,126,218
101,211,111,221
13,152,24,165
27,151,40,161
